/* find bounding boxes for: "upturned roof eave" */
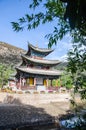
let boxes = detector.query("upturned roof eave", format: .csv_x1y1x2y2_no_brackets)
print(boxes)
28,43,54,53
21,54,61,66
16,67,62,76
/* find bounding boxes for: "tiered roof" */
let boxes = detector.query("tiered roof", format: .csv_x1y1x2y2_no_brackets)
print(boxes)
21,54,60,66
16,66,62,78
16,43,62,78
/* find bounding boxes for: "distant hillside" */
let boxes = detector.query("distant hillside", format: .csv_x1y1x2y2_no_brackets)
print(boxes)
54,62,68,70
0,42,26,66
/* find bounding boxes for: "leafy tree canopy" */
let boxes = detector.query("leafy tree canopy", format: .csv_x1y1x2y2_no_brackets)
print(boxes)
12,0,86,47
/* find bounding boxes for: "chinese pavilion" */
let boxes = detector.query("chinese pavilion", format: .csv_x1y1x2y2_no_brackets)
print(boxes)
9,43,62,90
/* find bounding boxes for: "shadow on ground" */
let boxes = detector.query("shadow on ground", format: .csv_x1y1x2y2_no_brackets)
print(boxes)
0,95,61,130
0,95,86,130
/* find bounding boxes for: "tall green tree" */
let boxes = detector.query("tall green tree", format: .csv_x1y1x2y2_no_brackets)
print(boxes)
61,71,73,89
0,64,14,88
67,40,86,98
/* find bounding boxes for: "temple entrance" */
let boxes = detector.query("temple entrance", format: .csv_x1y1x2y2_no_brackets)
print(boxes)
36,78,46,91
36,78,43,85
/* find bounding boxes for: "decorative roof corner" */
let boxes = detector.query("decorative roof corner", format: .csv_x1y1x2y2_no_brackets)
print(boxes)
28,42,54,54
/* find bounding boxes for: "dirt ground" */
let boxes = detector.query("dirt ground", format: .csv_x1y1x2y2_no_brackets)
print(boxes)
0,92,86,117
0,92,86,129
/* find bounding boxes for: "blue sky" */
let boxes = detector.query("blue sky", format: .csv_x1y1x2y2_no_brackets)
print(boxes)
0,0,72,61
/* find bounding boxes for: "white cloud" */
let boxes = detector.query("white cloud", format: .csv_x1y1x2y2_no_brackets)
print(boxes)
56,40,72,52
47,53,68,62
59,54,68,62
